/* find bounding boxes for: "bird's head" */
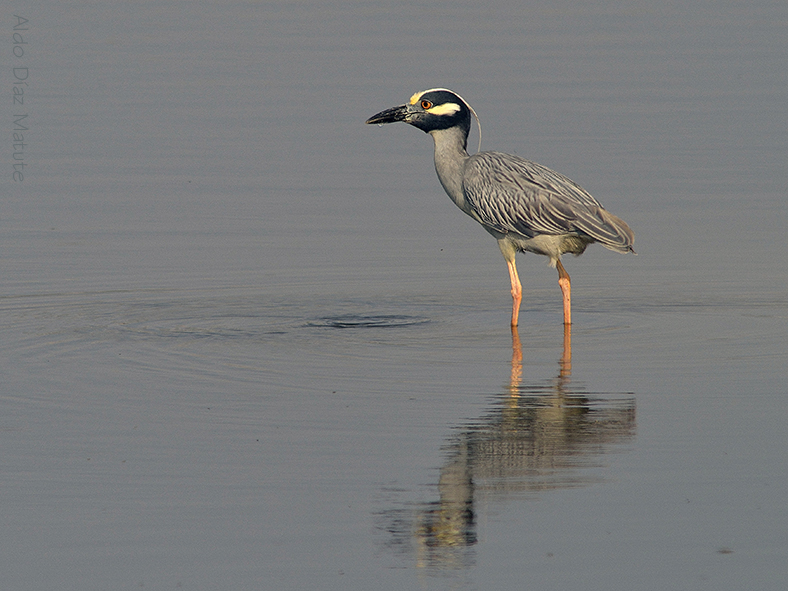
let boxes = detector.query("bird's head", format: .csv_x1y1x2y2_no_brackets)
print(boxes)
366,88,479,148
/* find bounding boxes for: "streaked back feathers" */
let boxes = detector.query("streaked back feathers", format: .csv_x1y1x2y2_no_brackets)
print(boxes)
463,151,635,252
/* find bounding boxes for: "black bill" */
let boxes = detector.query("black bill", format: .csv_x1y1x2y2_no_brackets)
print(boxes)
365,104,408,125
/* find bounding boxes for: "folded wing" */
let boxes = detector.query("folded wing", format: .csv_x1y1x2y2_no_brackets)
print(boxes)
462,152,634,253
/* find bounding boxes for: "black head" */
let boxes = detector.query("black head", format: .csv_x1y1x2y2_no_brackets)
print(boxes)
366,88,475,140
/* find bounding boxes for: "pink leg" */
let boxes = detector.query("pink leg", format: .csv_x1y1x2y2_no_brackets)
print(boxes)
506,259,522,327
556,259,571,325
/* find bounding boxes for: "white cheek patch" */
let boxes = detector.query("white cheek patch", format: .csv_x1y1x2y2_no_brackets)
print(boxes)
426,102,461,116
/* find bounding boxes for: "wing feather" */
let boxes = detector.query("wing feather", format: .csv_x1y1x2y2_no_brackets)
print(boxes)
462,152,634,251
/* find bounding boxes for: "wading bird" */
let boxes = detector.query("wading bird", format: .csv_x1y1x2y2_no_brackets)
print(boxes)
366,88,635,326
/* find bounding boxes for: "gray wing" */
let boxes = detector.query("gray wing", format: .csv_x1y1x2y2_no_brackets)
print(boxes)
462,152,634,252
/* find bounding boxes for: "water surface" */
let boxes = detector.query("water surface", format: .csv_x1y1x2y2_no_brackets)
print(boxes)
2,1,787,590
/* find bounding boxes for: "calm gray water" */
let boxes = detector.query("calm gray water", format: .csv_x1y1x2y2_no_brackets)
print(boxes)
2,1,787,589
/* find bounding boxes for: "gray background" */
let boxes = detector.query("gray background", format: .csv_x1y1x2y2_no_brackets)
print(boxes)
2,1,787,589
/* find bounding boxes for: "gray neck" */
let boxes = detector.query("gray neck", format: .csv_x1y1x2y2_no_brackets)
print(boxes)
429,126,472,215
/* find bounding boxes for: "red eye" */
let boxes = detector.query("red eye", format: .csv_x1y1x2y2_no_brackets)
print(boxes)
421,100,432,109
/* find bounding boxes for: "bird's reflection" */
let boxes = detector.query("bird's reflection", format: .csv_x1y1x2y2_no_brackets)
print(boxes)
376,325,635,571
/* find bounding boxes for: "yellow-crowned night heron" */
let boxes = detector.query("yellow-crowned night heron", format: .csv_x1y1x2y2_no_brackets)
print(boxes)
366,88,635,326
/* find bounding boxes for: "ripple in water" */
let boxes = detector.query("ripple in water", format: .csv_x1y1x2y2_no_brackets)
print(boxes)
307,315,431,329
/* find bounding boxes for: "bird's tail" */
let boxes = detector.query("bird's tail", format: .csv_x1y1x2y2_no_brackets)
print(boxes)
592,209,635,254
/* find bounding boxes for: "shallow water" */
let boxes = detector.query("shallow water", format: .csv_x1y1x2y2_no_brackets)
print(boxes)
2,1,787,590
